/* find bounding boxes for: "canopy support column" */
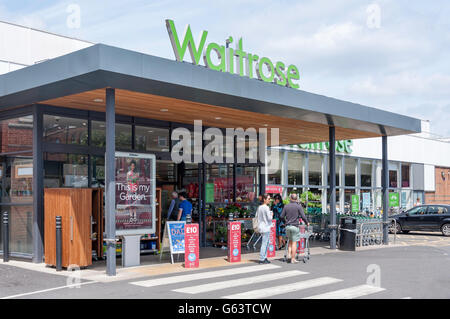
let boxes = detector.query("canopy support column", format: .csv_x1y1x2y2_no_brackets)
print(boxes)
382,135,389,245
105,88,116,276
329,126,337,250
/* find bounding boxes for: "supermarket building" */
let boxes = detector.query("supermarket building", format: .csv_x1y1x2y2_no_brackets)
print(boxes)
0,20,447,275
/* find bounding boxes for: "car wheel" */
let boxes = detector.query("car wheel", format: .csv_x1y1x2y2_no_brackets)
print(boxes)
441,224,450,237
389,221,401,234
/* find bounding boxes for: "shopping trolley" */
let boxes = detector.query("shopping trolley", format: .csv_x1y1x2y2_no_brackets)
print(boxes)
283,225,313,263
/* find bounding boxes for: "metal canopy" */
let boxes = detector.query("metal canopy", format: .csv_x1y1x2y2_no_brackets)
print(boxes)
0,43,421,137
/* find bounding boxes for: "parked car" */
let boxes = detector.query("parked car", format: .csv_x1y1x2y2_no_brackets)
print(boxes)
389,204,450,236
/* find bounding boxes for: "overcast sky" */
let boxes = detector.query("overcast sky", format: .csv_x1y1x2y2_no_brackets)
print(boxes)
1,0,449,137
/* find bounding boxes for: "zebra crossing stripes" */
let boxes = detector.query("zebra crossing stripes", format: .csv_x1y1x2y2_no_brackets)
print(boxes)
304,284,385,299
173,270,308,294
130,264,281,288
222,277,343,299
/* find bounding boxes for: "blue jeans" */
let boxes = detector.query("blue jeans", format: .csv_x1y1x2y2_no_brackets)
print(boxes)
259,232,270,261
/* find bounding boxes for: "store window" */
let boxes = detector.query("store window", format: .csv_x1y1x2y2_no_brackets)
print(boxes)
91,156,105,188
287,152,304,185
389,169,398,188
44,153,88,188
0,157,33,204
361,161,372,187
308,153,322,186
182,163,200,200
205,164,233,203
0,156,33,255
344,157,356,187
0,115,33,153
328,157,342,187
267,151,283,185
236,166,259,202
402,164,410,188
135,126,169,152
91,120,106,147
156,160,177,184
43,115,88,145
91,121,132,150
1,205,33,255
116,123,132,150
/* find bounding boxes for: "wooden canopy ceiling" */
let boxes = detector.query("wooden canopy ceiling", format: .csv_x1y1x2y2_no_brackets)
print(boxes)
41,88,380,146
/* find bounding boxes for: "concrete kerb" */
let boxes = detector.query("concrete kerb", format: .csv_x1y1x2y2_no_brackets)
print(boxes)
0,242,407,283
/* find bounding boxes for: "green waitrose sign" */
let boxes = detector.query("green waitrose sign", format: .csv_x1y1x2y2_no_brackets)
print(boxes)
389,192,400,207
166,19,300,88
298,140,353,154
351,194,360,213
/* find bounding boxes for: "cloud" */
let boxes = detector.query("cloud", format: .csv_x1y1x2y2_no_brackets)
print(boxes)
1,0,449,136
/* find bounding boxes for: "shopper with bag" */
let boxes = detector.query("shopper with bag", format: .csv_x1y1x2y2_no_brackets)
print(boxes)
254,194,273,264
281,193,309,263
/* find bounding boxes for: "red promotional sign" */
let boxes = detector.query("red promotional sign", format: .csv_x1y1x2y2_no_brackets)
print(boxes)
297,223,305,254
227,221,241,263
265,185,283,194
184,223,199,268
267,219,277,258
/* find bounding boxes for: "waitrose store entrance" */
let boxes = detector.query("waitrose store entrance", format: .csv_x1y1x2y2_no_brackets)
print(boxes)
0,36,421,274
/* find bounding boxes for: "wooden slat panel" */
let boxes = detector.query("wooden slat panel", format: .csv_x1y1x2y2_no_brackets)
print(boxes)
44,188,92,268
41,88,380,145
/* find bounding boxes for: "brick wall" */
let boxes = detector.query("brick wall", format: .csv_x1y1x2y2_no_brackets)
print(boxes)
426,167,450,204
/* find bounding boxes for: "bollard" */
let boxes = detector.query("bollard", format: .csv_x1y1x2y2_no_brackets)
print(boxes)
228,212,234,221
56,216,62,271
2,212,9,262
185,214,192,224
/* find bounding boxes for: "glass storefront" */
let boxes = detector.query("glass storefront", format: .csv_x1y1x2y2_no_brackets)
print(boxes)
43,115,88,145
44,153,89,188
287,152,303,185
361,161,372,187
309,153,322,186
267,147,422,214
344,157,356,187
135,126,169,153
0,115,33,256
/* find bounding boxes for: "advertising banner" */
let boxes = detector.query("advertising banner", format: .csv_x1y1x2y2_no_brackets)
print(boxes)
362,192,371,209
267,219,277,258
389,192,400,207
227,221,241,263
351,194,360,213
167,221,185,254
115,152,156,235
265,185,283,194
297,225,305,254
184,223,199,268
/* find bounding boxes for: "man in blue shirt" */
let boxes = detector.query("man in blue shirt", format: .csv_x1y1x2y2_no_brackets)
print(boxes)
177,191,192,221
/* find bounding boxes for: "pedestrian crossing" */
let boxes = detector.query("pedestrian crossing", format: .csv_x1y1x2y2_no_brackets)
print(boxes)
129,264,386,299
304,284,385,299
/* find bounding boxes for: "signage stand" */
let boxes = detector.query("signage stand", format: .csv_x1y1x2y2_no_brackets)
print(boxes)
227,221,241,263
122,235,141,267
184,223,199,268
160,221,186,264
267,220,276,258
114,152,156,268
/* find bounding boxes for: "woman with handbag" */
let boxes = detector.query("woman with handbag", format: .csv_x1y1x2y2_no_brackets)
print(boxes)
255,194,273,264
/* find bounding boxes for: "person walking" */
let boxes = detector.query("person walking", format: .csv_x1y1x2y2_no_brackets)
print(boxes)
272,194,286,250
256,194,273,264
177,191,192,222
167,191,180,221
281,193,309,264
